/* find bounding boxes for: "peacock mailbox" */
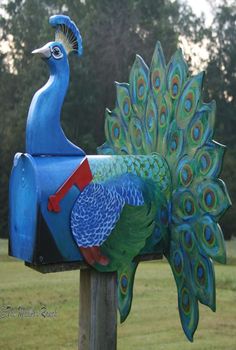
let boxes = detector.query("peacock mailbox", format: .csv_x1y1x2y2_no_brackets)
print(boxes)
9,15,231,341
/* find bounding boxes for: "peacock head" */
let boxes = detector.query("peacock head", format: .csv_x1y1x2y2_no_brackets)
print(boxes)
32,41,69,72
32,15,83,71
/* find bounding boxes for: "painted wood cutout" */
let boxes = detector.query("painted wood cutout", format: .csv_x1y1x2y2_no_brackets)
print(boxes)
9,15,231,341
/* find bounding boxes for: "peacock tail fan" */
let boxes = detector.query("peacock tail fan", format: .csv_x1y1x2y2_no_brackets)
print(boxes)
49,15,83,56
98,41,231,340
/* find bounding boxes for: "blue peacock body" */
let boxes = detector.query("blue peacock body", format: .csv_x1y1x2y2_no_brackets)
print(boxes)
16,15,231,341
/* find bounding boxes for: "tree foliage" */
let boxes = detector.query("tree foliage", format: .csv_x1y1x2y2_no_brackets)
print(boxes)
204,1,236,239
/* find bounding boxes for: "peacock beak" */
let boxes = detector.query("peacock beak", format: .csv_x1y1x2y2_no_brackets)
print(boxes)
32,44,51,59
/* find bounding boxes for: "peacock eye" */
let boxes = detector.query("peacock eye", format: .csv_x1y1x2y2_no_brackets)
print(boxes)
51,46,63,59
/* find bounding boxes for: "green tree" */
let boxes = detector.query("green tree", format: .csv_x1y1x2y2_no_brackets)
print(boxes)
204,1,236,239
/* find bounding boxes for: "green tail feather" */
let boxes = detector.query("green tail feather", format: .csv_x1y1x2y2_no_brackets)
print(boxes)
117,262,139,323
177,282,199,342
98,41,231,340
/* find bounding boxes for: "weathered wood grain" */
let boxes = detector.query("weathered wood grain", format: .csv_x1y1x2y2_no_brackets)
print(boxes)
79,269,117,350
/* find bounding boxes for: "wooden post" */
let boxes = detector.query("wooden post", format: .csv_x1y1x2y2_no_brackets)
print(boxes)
25,252,162,349
79,269,117,350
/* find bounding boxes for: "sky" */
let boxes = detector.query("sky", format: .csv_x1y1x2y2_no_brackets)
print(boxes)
187,0,212,17
178,0,214,70
186,0,213,25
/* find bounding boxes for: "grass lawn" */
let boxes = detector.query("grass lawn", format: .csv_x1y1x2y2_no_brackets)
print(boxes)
0,238,236,349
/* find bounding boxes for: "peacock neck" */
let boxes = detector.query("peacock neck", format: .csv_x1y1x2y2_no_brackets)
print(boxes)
26,58,85,156
44,62,70,123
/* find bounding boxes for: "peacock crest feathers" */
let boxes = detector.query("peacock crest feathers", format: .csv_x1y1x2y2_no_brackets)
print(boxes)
49,15,83,56
98,41,231,340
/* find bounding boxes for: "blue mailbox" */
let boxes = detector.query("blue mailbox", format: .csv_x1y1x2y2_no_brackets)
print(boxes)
9,14,231,341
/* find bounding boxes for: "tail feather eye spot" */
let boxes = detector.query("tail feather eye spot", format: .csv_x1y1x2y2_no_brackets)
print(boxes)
204,189,216,209
193,126,200,140
201,155,208,169
171,75,180,97
138,85,144,98
123,98,130,116
112,123,120,139
170,133,178,152
172,83,178,96
133,126,142,148
120,274,128,294
184,198,195,216
147,111,154,130
152,70,161,91
137,77,145,99
174,251,183,275
204,225,215,245
160,106,166,127
180,164,193,186
171,139,177,151
191,122,203,142
199,152,212,174
185,100,192,112
184,230,193,250
184,92,193,113
136,130,142,147
181,288,191,315
196,262,206,285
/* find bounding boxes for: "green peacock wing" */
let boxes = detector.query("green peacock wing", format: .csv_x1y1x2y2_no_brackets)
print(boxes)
97,201,157,271
95,200,158,322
